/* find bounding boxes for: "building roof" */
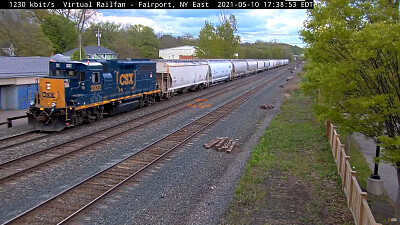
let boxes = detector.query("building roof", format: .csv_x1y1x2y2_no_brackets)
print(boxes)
159,45,196,51
0,57,50,78
63,46,117,56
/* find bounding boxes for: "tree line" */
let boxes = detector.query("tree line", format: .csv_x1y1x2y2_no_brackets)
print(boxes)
0,9,301,60
300,0,400,177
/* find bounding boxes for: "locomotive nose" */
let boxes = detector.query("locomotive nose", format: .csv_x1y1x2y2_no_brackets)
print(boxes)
38,78,66,109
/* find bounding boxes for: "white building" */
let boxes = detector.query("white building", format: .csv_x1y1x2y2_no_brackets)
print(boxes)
159,45,196,59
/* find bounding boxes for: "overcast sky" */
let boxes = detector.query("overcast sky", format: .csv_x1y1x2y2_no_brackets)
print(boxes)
98,9,308,47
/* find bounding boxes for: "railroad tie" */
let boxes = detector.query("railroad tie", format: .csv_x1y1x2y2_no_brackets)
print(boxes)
204,137,223,149
226,141,237,154
204,137,239,153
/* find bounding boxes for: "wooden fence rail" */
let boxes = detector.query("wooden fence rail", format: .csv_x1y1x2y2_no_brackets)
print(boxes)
326,120,381,225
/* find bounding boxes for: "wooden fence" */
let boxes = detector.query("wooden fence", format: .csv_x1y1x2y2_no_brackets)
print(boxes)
326,120,381,225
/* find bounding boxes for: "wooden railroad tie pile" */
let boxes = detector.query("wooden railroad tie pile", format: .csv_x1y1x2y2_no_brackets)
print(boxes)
204,137,239,153
260,104,274,110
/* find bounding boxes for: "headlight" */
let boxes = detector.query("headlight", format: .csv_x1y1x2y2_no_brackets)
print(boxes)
30,101,35,106
51,102,56,107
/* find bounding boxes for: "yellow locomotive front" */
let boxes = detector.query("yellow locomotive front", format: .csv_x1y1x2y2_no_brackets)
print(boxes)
27,77,68,131
37,78,66,108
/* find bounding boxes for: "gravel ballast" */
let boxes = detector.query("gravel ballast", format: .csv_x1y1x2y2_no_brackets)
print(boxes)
0,65,296,224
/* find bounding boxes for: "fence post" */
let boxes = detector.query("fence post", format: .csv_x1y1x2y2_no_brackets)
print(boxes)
330,124,335,147
332,130,338,156
348,171,357,207
326,119,330,137
342,156,350,188
335,134,341,160
338,144,344,173
359,192,367,225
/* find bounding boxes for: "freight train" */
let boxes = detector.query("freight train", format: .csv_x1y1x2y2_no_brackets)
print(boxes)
27,58,289,131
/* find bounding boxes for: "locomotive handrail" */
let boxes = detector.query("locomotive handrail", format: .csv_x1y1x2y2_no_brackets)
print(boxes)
0,115,28,128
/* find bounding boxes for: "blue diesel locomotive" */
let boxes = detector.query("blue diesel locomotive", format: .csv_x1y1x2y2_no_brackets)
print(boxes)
27,59,160,131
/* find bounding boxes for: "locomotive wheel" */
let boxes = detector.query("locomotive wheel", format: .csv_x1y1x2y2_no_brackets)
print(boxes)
147,96,155,105
139,96,145,108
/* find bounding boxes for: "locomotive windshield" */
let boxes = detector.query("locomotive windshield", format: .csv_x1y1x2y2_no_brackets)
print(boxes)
50,69,77,77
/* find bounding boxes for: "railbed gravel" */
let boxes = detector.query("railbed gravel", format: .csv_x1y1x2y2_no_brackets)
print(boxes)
69,69,293,225
0,66,294,224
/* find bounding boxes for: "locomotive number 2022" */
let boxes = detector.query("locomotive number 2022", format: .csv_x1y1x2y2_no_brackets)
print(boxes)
90,84,102,92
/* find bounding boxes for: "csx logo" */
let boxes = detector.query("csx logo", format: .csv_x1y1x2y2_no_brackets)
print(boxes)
42,92,55,98
119,73,134,86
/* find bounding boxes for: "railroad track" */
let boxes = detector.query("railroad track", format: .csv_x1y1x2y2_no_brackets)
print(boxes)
0,132,50,151
0,67,287,184
3,63,287,225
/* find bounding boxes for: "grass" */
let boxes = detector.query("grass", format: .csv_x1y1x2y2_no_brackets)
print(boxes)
349,141,372,189
221,88,354,224
334,132,372,190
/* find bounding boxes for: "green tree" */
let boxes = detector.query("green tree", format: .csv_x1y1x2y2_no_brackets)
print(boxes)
300,0,400,174
128,24,159,58
195,21,220,58
216,14,240,58
196,13,240,59
237,41,295,60
110,34,141,58
70,47,86,60
0,10,53,56
82,21,120,48
40,14,78,53
159,34,184,49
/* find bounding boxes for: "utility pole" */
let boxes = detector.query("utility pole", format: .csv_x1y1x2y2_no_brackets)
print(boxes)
96,27,101,46
79,33,82,60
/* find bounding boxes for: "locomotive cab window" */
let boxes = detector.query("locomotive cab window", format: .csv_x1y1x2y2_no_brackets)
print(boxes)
92,72,100,83
79,71,85,81
56,70,65,77
67,70,76,77
54,70,76,77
